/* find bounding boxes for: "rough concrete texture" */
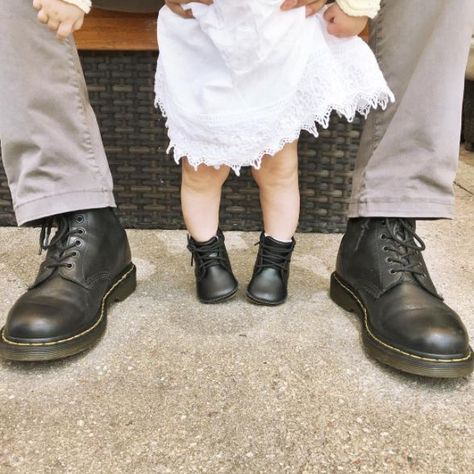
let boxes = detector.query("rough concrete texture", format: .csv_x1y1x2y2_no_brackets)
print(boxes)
0,149,473,474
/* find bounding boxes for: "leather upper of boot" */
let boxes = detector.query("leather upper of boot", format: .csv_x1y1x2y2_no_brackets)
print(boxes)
4,208,132,343
335,218,470,358
247,234,295,304
187,230,238,302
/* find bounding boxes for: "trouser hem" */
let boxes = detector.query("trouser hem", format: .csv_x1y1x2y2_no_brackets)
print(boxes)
348,200,454,219
14,190,116,226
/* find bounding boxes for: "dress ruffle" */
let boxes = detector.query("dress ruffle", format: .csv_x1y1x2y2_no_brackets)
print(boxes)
155,3,394,175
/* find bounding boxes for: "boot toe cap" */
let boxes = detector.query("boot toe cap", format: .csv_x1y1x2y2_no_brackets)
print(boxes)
421,325,470,358
197,267,238,302
4,298,85,344
247,269,287,305
380,307,470,359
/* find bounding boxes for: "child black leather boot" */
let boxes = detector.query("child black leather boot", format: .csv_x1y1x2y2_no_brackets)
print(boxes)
187,229,238,304
247,233,296,306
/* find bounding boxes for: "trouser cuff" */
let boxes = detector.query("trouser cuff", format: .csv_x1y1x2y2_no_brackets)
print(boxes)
348,199,454,220
14,190,116,226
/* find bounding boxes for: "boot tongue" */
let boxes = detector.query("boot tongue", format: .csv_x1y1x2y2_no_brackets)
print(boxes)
39,215,70,253
390,220,414,282
388,218,414,241
385,219,416,281
383,219,441,298
264,235,294,249
191,236,225,270
195,236,219,258
31,216,74,288
260,234,295,268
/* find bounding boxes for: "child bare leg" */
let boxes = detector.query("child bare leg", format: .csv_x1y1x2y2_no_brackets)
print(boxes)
247,141,299,305
181,159,238,303
252,140,300,241
181,159,230,242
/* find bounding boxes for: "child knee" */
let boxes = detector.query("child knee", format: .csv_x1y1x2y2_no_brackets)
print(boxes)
252,157,298,188
182,161,229,191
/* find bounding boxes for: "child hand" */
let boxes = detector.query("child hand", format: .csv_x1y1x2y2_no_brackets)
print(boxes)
323,3,368,38
33,0,85,40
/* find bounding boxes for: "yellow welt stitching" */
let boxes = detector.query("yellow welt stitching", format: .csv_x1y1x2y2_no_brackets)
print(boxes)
334,274,472,364
1,265,135,347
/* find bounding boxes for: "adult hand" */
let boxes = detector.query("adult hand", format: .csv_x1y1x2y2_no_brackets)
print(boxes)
281,0,328,17
165,0,214,19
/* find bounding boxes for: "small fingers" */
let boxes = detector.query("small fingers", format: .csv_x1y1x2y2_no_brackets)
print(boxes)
323,4,337,22
37,9,49,24
165,1,194,18
281,0,297,9
327,22,344,37
56,22,73,40
32,0,42,11
72,16,84,31
47,18,60,31
306,1,326,17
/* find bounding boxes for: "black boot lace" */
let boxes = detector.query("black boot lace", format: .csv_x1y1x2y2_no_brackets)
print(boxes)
255,239,294,272
38,215,84,270
381,218,426,276
187,236,229,277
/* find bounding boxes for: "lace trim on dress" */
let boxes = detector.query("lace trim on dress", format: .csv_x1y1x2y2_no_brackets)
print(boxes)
155,43,395,175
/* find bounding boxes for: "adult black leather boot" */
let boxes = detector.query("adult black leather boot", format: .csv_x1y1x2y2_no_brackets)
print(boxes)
247,233,295,306
187,230,238,304
0,208,136,362
330,218,473,378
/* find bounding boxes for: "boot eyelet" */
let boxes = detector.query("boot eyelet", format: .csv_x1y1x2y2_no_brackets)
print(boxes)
382,246,389,251
75,215,85,223
385,257,392,263
76,227,86,235
66,263,75,270
389,269,396,274
75,240,83,247
380,234,387,240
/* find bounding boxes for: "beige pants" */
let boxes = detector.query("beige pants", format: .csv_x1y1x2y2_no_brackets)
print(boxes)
0,0,473,225
350,0,474,218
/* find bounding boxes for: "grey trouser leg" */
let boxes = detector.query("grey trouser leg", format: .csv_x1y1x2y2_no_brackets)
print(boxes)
349,0,474,218
0,0,115,226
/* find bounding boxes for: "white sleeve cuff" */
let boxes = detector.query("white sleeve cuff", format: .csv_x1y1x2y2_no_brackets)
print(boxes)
62,0,92,14
336,0,381,19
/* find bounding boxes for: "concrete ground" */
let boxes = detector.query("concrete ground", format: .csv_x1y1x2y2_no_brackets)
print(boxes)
0,149,473,474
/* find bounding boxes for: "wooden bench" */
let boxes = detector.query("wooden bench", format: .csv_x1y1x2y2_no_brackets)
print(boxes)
75,9,369,50
75,10,158,50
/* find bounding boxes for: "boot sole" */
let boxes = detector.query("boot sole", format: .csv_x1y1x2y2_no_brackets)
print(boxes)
246,291,286,306
199,286,238,304
0,263,137,362
330,272,474,378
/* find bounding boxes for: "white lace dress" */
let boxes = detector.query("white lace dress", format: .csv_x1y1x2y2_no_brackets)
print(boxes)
155,1,394,174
